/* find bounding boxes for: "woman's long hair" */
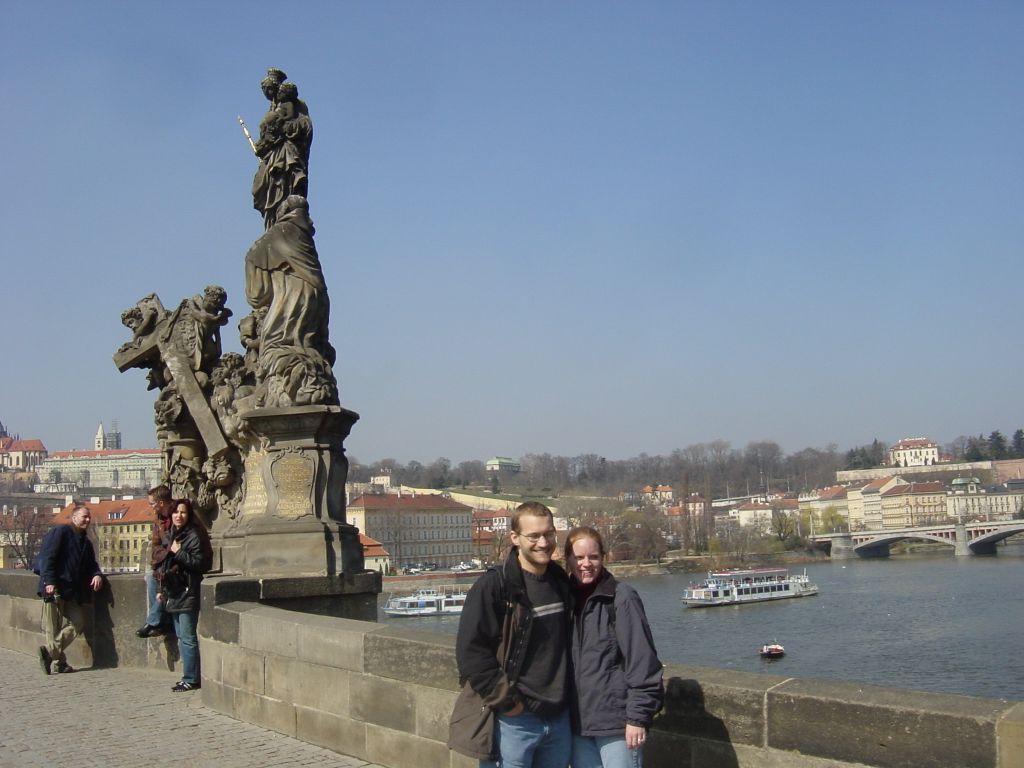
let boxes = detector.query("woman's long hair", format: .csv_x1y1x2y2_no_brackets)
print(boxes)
172,498,212,567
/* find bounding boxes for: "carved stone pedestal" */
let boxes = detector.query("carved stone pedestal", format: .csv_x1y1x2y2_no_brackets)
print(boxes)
218,404,361,577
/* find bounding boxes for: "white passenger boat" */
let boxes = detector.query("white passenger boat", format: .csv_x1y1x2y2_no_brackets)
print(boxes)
681,568,818,608
382,587,468,617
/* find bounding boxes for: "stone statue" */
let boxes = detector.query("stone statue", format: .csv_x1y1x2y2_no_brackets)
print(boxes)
244,194,338,408
114,68,361,577
251,68,313,229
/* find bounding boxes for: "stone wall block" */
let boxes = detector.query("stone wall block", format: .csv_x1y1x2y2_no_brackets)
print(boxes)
297,613,383,671
414,685,459,742
659,665,783,747
9,595,41,632
234,686,297,738
643,731,694,768
202,678,238,717
768,678,1007,768
998,702,1024,768
205,600,259,644
267,655,351,715
449,750,478,768
199,637,231,684
365,723,452,768
296,706,368,761
365,625,460,691
222,645,266,694
351,673,416,732
239,606,299,657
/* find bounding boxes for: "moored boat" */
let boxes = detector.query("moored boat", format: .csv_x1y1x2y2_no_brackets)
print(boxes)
681,567,818,608
383,586,468,617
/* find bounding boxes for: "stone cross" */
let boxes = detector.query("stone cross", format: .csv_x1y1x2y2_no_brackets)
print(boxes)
113,296,229,458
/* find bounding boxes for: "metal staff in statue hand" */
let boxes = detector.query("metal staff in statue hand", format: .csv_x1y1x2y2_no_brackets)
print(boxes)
238,116,257,156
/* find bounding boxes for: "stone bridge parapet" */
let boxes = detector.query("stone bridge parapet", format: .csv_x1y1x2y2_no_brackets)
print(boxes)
1,570,1022,768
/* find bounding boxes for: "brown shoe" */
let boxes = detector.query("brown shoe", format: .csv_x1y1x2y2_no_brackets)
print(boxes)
38,646,51,675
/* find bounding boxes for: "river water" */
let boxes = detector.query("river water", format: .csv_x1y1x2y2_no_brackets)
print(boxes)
380,545,1024,701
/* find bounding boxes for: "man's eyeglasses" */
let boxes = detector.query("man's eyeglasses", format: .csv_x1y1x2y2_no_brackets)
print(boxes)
517,530,556,543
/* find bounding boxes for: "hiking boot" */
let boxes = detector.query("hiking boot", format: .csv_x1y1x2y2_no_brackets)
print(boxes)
38,646,51,675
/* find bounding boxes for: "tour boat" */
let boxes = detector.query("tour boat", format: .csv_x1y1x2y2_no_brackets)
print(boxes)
759,643,785,659
681,567,818,608
383,587,468,617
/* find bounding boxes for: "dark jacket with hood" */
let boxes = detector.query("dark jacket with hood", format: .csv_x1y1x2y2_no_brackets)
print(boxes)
36,524,102,604
449,547,572,758
570,569,664,737
157,523,206,613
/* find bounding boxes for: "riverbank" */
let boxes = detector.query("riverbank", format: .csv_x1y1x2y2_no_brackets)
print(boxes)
609,549,829,578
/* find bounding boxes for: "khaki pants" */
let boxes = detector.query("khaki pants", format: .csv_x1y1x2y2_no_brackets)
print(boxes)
41,598,86,665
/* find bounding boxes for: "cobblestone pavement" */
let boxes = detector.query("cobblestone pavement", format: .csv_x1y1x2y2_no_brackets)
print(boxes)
0,647,385,768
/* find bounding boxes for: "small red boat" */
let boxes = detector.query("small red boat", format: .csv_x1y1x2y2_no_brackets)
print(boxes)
759,643,785,659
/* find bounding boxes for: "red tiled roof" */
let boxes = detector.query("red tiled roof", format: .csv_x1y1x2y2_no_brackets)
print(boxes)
349,494,473,511
0,437,12,451
892,438,936,450
7,439,46,452
56,498,154,525
881,482,945,497
818,486,848,501
861,477,896,493
360,533,389,558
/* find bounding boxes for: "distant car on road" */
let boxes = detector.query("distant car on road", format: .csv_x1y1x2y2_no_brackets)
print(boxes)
452,562,475,572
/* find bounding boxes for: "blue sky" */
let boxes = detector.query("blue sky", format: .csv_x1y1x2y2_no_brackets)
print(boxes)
3,2,1022,463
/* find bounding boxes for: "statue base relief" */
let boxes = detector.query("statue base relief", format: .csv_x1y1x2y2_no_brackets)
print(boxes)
217,404,362,577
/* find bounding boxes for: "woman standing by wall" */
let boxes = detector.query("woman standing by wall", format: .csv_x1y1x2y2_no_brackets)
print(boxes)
158,498,211,692
565,527,663,768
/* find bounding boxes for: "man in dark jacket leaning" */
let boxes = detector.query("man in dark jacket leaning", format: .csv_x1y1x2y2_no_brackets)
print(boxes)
452,502,572,768
36,505,104,674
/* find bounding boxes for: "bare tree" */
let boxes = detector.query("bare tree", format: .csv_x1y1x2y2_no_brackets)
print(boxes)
0,507,55,569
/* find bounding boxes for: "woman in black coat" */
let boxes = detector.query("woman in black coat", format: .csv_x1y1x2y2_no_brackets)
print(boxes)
157,499,209,692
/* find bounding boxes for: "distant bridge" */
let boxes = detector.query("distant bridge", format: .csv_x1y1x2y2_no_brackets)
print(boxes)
810,519,1024,558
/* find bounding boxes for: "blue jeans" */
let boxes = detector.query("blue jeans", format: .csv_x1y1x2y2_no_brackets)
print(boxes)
481,708,571,768
171,610,201,684
144,569,170,628
571,735,642,768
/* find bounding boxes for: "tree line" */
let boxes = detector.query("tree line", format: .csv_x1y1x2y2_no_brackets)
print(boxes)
351,428,1024,502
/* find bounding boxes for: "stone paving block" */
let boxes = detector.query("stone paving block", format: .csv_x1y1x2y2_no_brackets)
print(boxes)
0,646,370,768
296,704,368,760
365,723,451,768
351,672,416,732
222,644,266,694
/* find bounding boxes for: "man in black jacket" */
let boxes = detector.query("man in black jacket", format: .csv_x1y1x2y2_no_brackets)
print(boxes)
36,505,103,674
453,502,572,768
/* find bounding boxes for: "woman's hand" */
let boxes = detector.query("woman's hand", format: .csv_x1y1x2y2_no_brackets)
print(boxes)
625,724,647,750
